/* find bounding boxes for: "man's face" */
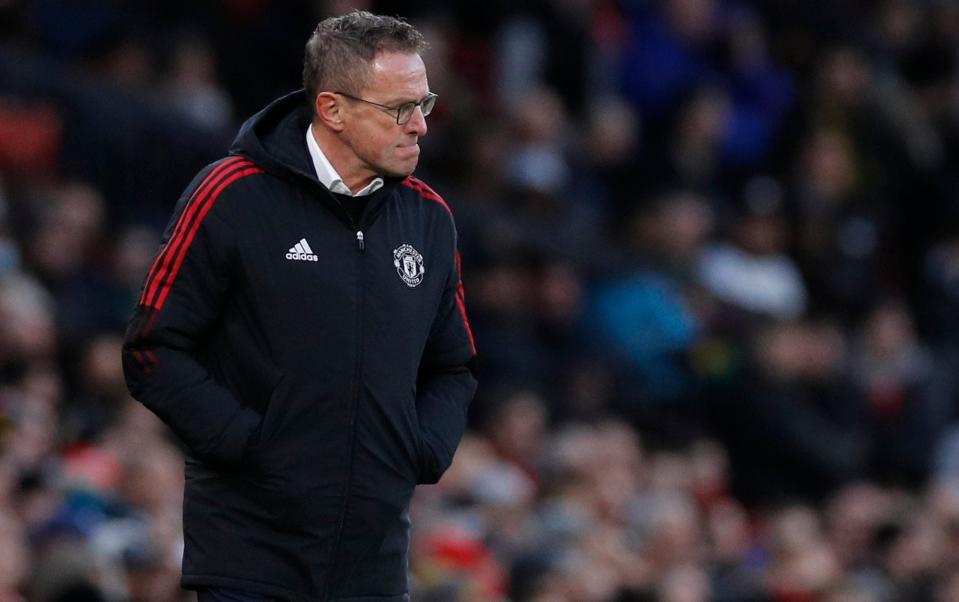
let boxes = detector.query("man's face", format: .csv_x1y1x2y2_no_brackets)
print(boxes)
342,51,429,180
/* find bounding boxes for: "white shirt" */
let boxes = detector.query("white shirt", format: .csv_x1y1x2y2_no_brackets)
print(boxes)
306,124,383,196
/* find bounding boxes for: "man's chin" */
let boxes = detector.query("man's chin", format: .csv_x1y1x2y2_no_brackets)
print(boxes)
382,162,418,178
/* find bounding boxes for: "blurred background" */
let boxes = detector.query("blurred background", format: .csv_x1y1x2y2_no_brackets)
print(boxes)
4,0,959,600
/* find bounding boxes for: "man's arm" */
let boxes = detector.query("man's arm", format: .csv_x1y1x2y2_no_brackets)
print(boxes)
415,248,478,484
122,157,263,465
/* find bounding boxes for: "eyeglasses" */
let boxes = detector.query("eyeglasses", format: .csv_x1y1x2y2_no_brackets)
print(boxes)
335,91,438,125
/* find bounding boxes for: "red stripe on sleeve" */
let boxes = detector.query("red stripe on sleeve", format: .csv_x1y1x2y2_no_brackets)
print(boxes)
456,292,476,356
454,251,476,355
401,177,473,352
127,304,162,371
140,157,248,307
402,176,452,214
149,165,262,311
131,349,146,366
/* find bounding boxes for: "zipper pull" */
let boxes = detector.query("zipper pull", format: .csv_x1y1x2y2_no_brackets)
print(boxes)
356,230,365,251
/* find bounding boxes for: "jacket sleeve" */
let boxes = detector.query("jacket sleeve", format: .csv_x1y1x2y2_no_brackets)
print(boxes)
122,158,263,465
415,245,478,484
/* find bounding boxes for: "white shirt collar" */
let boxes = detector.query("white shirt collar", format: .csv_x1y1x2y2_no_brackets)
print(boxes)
306,124,384,196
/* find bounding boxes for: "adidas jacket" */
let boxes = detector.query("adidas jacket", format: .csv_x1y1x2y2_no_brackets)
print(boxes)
122,90,477,601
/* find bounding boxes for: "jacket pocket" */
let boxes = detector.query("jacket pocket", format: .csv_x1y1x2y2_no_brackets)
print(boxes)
245,371,290,469
410,403,441,484
410,403,425,482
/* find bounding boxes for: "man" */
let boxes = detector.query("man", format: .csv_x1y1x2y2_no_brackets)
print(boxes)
122,11,477,602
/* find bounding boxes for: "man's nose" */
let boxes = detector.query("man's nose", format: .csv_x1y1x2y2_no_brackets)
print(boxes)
405,105,428,136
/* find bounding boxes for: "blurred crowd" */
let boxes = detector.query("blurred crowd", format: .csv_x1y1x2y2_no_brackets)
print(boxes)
4,0,959,600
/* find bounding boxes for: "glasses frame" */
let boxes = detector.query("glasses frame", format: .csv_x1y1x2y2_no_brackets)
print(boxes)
334,91,438,125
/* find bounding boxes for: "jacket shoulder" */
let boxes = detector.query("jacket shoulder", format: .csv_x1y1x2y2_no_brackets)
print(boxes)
180,156,265,203
188,154,263,189
173,155,266,222
400,176,454,218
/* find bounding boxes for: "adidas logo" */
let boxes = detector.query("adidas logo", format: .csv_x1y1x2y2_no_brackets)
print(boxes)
285,238,318,262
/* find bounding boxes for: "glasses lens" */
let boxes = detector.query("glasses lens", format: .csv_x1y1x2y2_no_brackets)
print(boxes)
421,94,437,117
397,102,416,125
396,94,437,124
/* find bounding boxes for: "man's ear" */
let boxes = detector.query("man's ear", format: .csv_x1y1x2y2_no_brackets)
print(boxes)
315,92,345,132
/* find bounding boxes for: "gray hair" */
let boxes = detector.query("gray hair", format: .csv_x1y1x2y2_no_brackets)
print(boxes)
302,11,427,111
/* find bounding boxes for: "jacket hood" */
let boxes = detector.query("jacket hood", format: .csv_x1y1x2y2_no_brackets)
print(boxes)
230,89,319,184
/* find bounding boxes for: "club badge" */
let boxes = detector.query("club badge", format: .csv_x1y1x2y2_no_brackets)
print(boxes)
393,244,425,287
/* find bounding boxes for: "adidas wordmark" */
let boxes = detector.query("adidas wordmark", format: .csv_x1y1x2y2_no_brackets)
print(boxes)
286,238,318,262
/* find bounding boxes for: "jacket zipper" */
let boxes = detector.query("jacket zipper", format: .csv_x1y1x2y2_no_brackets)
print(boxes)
325,214,365,601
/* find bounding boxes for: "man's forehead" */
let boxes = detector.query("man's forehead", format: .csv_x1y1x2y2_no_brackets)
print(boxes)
369,51,426,80
357,53,428,103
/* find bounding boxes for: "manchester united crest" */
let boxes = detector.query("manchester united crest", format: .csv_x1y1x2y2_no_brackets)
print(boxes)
393,244,425,287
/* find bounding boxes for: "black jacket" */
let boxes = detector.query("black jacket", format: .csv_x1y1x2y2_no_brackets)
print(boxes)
122,90,477,601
